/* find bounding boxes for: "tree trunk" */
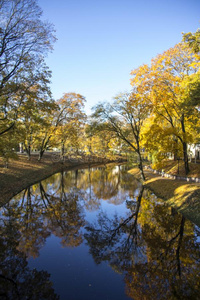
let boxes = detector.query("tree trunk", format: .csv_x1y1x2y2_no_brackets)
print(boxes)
137,151,145,181
27,144,31,160
180,114,190,175
25,143,31,160
135,137,145,181
61,141,65,161
173,137,178,161
38,135,51,161
38,149,45,161
182,141,190,175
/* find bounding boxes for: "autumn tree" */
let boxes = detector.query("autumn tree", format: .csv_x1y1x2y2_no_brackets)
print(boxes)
36,108,58,161
34,92,86,160
53,92,86,159
182,29,200,110
0,0,56,136
91,91,150,180
141,116,178,165
183,28,200,54
86,123,121,159
16,68,55,159
0,128,18,166
131,43,200,174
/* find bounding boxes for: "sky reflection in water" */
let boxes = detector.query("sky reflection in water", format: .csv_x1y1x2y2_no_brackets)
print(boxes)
0,164,200,299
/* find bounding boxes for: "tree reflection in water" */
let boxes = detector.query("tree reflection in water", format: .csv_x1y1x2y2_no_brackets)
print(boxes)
0,208,58,299
0,164,200,299
84,186,144,266
84,186,200,299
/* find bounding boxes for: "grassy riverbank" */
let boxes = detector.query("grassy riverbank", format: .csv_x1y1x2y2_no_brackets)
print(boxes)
0,154,68,204
129,162,200,227
0,153,119,205
1,155,200,226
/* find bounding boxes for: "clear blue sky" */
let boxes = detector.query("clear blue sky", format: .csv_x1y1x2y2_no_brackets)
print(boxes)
38,0,200,114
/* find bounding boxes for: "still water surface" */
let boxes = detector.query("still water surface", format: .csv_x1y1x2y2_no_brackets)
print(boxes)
0,164,200,299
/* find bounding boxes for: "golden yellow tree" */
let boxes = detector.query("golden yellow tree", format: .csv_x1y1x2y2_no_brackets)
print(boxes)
131,43,200,174
54,93,86,158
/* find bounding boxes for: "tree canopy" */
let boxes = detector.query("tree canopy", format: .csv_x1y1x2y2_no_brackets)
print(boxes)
0,2,199,178
0,0,56,136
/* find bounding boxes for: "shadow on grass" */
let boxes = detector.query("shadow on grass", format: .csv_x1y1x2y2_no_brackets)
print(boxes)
144,176,200,227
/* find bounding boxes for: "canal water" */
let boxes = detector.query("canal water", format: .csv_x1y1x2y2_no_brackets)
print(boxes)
0,164,199,299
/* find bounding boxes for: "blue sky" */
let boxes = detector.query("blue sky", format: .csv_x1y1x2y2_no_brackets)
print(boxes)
38,0,200,114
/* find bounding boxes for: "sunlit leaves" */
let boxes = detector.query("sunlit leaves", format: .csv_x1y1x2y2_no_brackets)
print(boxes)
183,29,200,54
130,42,200,173
53,92,86,155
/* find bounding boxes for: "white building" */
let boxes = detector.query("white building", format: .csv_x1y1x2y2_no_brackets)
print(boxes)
189,143,200,161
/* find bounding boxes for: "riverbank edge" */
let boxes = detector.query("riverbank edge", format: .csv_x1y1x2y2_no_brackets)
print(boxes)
0,158,124,206
129,168,200,227
1,159,200,227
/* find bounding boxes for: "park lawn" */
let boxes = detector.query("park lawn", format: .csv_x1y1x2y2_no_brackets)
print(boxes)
129,164,200,227
153,159,200,178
